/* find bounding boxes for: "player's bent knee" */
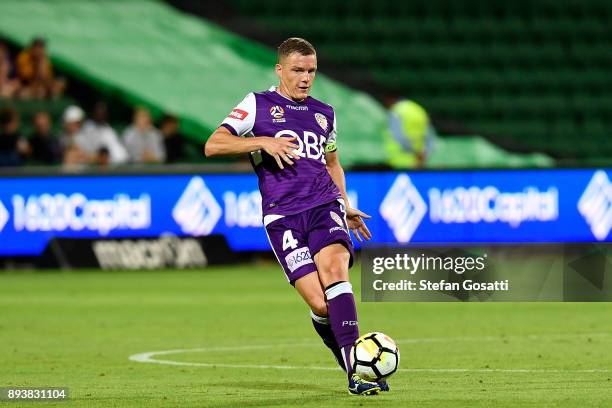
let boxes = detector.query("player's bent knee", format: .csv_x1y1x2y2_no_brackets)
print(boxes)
320,257,349,284
317,246,350,277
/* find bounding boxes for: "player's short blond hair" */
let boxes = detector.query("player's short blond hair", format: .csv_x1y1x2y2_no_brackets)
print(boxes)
277,38,316,63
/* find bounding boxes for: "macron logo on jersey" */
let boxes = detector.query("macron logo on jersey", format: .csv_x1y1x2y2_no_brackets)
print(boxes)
228,109,248,121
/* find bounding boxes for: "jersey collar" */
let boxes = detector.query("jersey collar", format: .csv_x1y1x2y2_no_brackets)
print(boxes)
269,85,307,104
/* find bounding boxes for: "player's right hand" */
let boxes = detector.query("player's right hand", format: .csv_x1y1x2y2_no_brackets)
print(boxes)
260,136,300,169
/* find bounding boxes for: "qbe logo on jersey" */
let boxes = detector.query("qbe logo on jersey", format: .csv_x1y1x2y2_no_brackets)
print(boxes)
578,170,612,240
380,174,427,243
173,177,222,236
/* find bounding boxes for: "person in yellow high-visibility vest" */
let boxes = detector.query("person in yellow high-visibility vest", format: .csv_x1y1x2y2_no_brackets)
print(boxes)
384,99,436,168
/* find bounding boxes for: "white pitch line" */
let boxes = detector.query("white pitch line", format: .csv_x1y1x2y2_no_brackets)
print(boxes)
128,354,611,373
129,332,612,374
128,353,611,373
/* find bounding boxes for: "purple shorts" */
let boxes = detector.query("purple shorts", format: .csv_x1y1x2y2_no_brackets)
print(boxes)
264,199,355,285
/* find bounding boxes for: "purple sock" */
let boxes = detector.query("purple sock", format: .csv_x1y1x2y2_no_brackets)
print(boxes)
310,311,346,370
325,281,359,377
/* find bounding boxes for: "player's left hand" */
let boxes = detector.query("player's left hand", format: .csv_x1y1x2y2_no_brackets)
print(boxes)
346,208,372,242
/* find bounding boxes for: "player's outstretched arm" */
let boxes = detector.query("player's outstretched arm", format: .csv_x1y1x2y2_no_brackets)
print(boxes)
205,127,265,157
205,127,300,169
325,151,372,242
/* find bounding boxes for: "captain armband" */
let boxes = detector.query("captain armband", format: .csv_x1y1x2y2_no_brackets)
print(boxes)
325,142,337,153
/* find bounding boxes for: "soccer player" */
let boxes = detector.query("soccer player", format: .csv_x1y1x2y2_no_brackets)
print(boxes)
205,38,385,395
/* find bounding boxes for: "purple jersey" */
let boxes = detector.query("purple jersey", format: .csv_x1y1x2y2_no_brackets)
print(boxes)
221,86,341,217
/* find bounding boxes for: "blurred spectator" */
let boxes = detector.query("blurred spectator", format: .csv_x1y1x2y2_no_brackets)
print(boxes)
60,105,90,165
0,106,30,166
61,104,129,166
95,147,111,167
29,111,61,164
383,98,436,168
16,37,66,99
160,114,184,163
123,107,165,163
0,41,21,98
81,102,128,164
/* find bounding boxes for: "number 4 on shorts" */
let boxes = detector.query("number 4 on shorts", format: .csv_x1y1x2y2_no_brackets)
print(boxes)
282,230,298,250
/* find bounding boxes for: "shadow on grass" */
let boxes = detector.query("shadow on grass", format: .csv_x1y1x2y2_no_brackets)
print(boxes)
212,380,332,392
199,380,347,407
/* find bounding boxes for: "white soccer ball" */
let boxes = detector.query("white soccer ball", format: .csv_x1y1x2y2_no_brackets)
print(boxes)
350,332,400,382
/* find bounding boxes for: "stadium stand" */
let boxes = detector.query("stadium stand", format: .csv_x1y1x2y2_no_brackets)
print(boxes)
0,0,388,166
0,0,555,168
204,0,612,164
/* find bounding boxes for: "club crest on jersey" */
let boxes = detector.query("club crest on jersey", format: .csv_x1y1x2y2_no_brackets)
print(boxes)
315,113,328,131
270,105,286,123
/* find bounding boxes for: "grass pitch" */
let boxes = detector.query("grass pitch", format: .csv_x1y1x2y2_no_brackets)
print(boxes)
1,264,611,407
